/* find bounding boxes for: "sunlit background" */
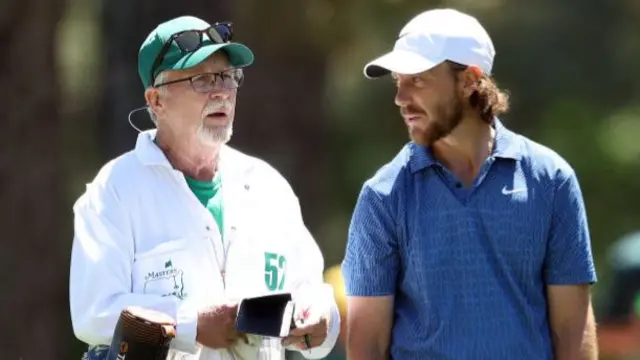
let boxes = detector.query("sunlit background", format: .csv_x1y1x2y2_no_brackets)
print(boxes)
3,0,640,359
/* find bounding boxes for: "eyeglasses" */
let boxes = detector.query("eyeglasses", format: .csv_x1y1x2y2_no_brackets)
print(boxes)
150,22,234,85
154,69,244,92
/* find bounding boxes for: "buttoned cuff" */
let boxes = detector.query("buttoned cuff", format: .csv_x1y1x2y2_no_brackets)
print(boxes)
170,303,200,354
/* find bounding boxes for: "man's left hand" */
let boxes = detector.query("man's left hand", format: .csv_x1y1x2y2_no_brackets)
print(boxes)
281,308,328,350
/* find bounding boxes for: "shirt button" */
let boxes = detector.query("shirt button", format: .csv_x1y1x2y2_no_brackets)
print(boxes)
455,183,462,188
244,184,250,190
206,225,211,231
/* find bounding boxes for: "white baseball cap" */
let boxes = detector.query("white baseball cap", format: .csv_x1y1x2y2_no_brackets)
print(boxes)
363,9,495,78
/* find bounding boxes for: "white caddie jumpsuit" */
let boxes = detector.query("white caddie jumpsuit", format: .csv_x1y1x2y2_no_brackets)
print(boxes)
69,130,340,360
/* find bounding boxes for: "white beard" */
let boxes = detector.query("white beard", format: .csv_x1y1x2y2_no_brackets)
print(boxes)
197,121,233,146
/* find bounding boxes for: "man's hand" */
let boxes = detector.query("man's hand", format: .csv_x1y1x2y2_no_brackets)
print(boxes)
196,303,242,349
281,307,328,350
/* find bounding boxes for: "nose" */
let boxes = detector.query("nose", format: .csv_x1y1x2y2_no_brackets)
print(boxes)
394,85,412,107
208,88,231,101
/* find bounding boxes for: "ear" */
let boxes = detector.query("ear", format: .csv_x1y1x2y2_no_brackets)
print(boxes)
460,65,482,97
144,87,163,114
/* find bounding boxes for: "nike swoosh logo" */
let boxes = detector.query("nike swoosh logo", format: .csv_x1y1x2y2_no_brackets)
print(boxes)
502,186,526,195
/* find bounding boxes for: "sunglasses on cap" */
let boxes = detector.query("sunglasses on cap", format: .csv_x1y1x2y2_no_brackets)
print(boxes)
150,22,234,86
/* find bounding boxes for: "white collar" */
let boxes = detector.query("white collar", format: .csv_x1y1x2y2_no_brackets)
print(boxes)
133,129,251,177
134,130,171,167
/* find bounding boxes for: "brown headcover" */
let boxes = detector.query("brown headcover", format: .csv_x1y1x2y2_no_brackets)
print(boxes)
109,306,177,360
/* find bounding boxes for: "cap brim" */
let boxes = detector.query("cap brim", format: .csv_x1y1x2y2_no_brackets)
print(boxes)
171,42,255,71
363,50,439,79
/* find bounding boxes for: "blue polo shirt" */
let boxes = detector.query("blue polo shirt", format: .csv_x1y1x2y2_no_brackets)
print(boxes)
342,120,597,359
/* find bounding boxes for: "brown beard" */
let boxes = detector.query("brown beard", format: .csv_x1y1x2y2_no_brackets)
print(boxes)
410,94,464,146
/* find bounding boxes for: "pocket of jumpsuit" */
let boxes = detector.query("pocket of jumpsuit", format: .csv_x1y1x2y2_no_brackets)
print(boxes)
132,239,194,301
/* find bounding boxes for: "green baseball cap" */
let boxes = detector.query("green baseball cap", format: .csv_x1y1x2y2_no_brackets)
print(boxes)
138,15,255,89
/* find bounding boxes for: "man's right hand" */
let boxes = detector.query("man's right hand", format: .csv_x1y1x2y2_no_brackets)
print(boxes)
196,303,241,349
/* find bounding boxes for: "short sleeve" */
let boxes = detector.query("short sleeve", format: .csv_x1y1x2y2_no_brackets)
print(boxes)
544,170,597,285
342,184,399,296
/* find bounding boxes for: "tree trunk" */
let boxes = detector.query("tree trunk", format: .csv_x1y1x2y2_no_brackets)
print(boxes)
0,0,71,358
231,0,330,235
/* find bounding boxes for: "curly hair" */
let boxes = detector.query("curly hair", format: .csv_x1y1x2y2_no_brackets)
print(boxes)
447,61,510,123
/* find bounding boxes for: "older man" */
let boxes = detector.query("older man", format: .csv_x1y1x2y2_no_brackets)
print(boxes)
342,8,597,360
69,15,339,360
